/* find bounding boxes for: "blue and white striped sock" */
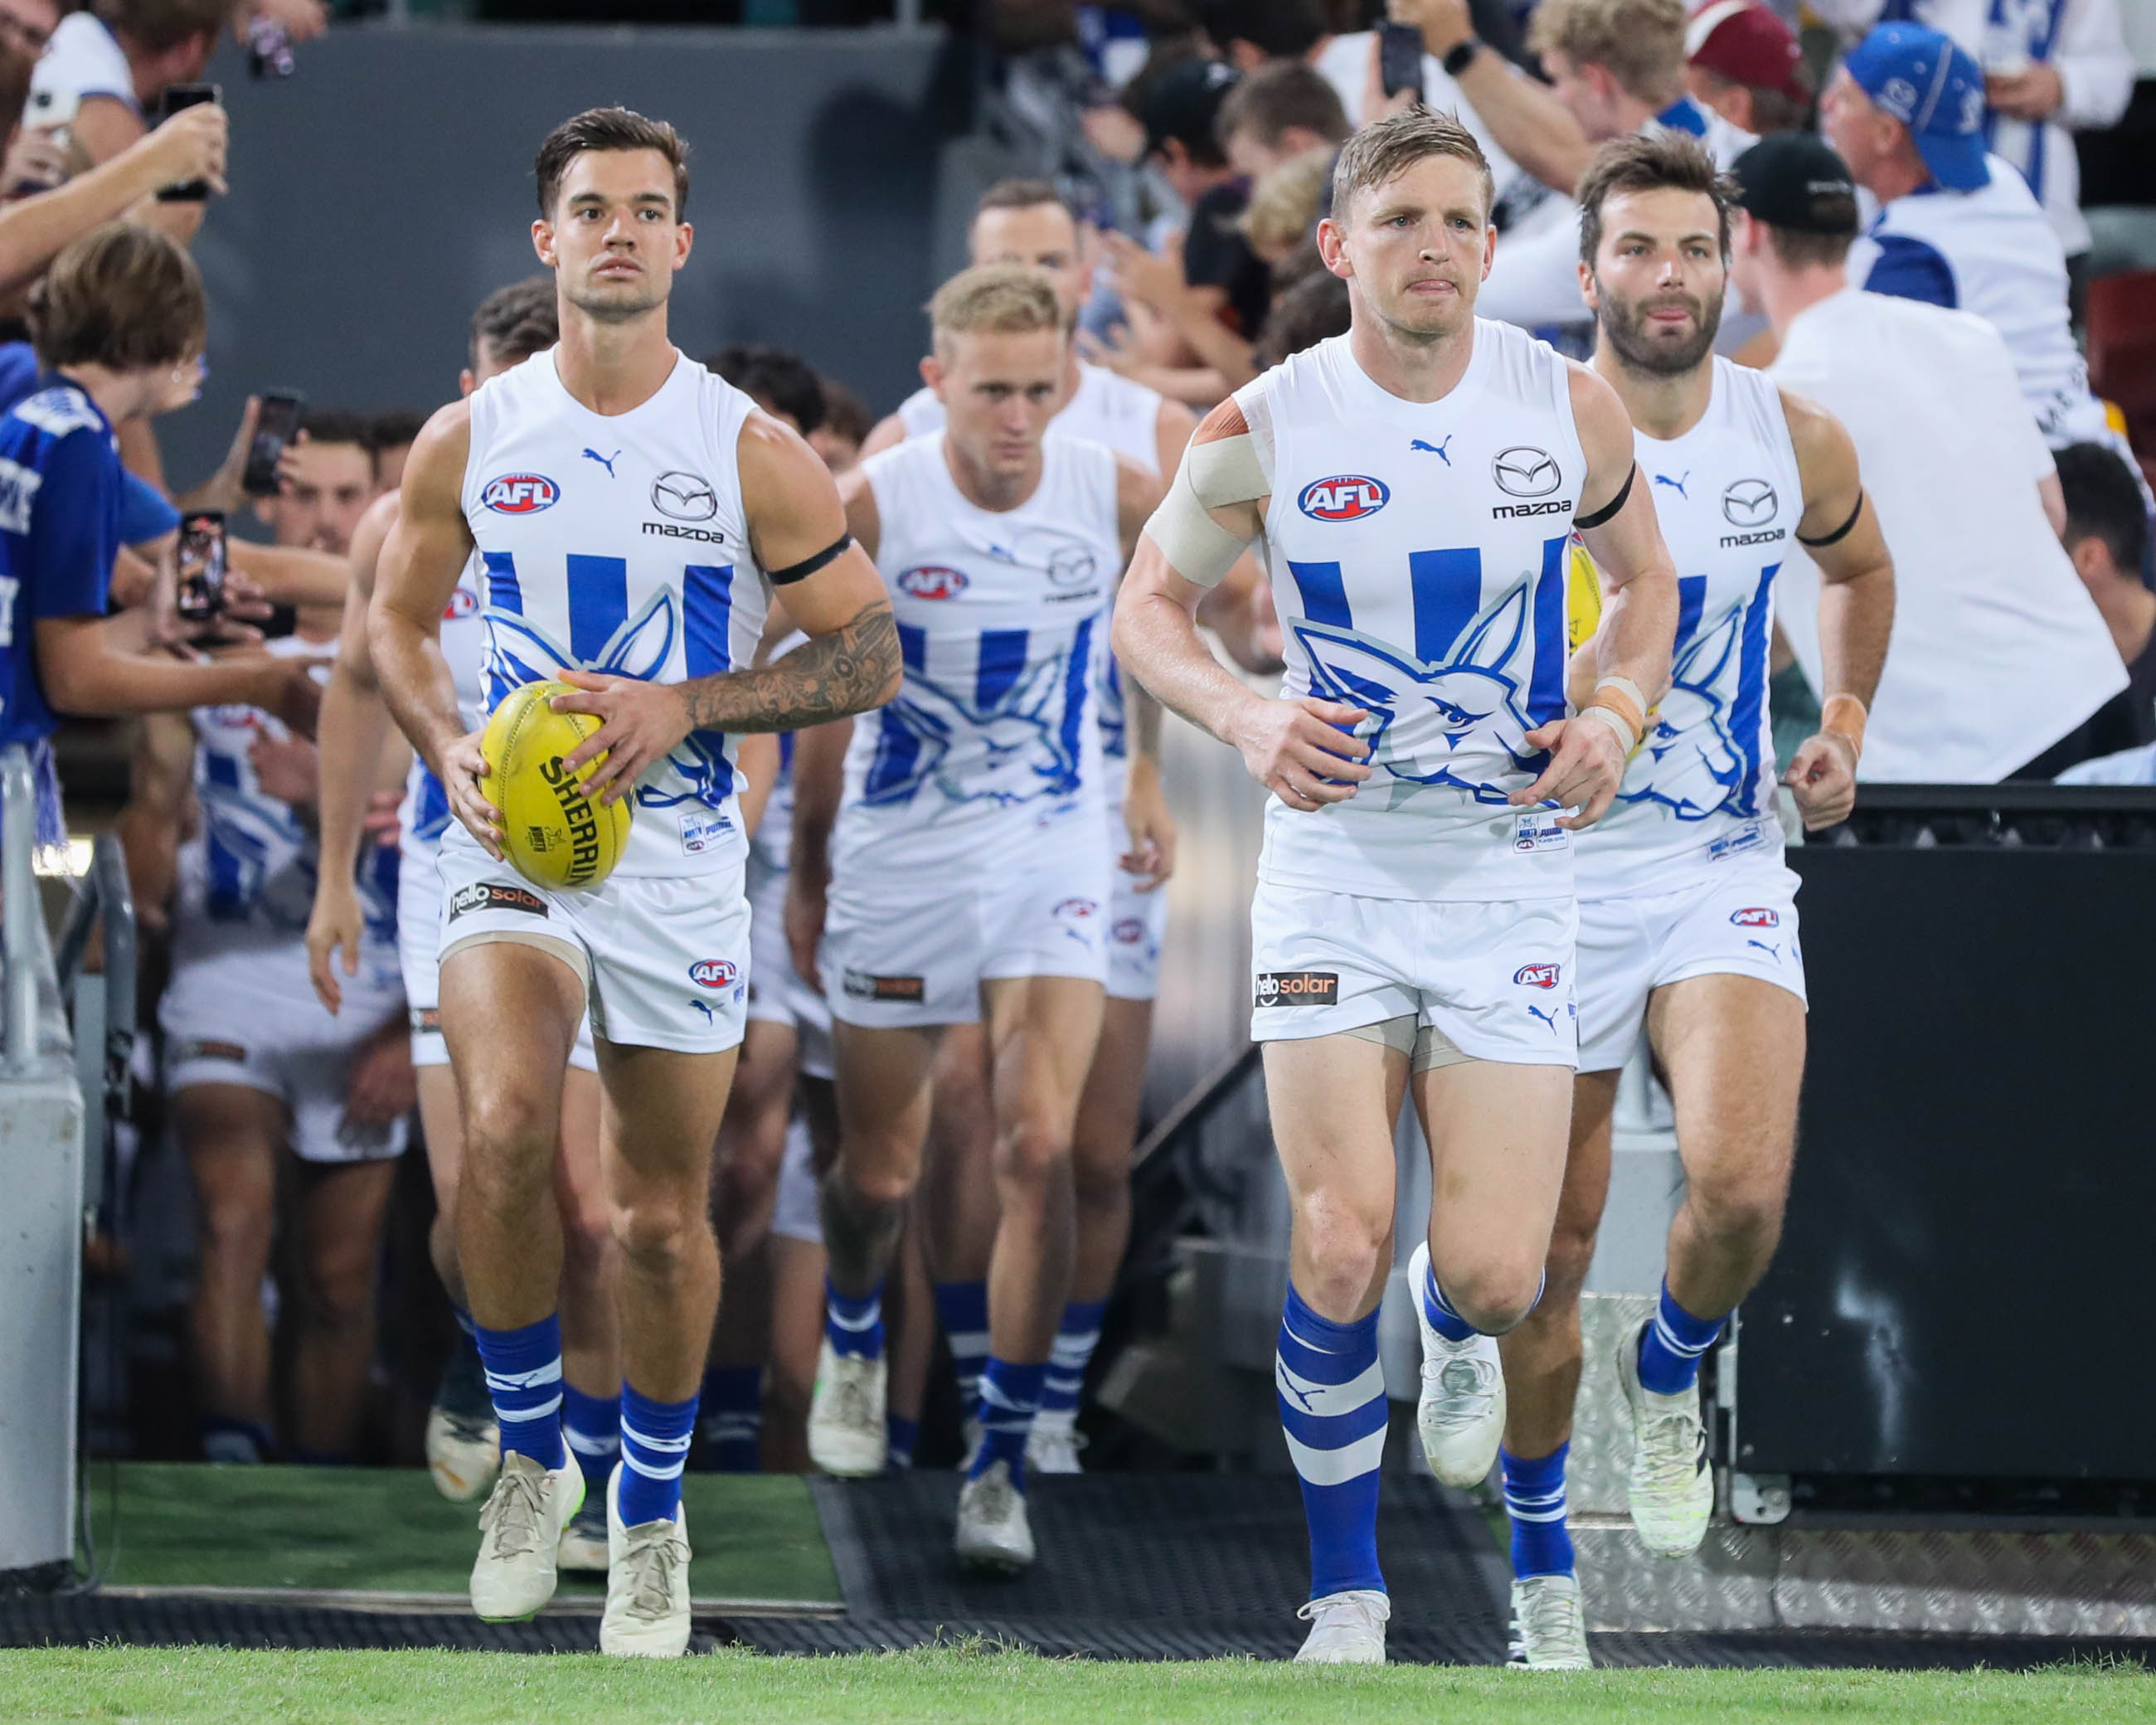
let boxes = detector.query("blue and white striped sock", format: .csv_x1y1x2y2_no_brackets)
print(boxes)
473,1314,566,1470
699,1364,762,1471
1636,1278,1724,1395
1419,1256,1478,1344
1034,1298,1105,1435
1502,1442,1574,1578
970,1358,1046,1489
561,1381,620,1497
932,1280,990,1417
825,1276,885,1362
618,1383,697,1528
1276,1285,1386,1600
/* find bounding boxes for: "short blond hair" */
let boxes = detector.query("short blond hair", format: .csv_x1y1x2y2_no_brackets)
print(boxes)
1330,107,1495,225
1528,0,1687,109
1242,147,1333,260
928,264,1062,353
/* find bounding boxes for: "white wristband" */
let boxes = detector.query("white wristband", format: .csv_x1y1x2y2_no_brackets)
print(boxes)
1580,702,1638,754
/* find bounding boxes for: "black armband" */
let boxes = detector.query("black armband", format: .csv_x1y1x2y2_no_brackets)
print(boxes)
1796,489,1866,549
1573,463,1635,531
769,532,854,586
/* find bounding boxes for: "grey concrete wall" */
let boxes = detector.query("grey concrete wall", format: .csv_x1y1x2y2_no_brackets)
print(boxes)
158,23,964,485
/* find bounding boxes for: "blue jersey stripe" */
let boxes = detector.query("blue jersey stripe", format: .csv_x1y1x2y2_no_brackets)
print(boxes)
1674,574,1707,648
415,765,450,840
862,709,921,803
682,563,736,677
565,555,629,665
1527,534,1567,726
481,551,522,615
898,622,926,673
1287,560,1352,629
1057,614,1095,789
976,629,1029,710
1730,564,1777,815
1407,547,1482,664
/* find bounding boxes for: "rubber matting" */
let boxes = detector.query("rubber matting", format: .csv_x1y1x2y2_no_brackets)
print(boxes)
794,1470,1510,1665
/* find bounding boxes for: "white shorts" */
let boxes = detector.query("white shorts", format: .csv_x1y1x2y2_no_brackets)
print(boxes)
770,1113,823,1246
744,849,834,1076
1248,881,1578,1067
162,939,410,1165
824,813,1112,1029
401,837,596,1071
437,836,752,1056
1574,863,1806,1074
1105,801,1168,1003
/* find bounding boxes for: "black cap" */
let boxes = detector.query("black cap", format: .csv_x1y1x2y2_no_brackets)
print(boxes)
1729,131,1860,236
1144,59,1241,157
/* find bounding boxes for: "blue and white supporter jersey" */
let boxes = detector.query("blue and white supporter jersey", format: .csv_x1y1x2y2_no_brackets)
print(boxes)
175,635,399,970
1576,361,1803,899
462,348,771,878
396,555,487,858
1246,323,1584,901
836,431,1120,865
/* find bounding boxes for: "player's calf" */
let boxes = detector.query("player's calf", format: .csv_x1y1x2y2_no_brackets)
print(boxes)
1277,1285,1390,1664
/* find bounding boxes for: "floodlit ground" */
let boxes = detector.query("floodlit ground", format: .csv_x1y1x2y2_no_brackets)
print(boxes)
7,1644,2149,1724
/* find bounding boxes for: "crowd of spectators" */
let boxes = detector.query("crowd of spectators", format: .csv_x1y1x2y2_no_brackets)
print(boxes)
0,1,2149,1466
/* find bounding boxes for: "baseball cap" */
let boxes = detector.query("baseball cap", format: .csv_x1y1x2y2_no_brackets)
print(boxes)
1687,2,1809,102
1842,21,1990,192
1729,132,1860,235
1143,58,1241,158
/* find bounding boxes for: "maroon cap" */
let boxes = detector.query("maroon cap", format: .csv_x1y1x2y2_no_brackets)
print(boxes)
1687,2,1809,100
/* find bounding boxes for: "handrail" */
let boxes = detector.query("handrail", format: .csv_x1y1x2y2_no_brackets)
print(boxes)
2,745,41,1071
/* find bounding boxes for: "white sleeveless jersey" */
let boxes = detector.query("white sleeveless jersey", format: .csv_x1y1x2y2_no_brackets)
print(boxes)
395,553,487,855
174,634,398,962
462,349,770,878
898,361,1159,794
837,431,1119,867
1249,323,1585,902
1576,361,1803,899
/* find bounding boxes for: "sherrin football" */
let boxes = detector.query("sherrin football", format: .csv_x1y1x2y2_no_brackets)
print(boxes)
478,679,632,892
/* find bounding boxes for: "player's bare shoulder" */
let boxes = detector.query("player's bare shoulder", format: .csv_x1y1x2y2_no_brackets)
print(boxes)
1773,381,1857,475
1193,395,1251,445
399,399,474,522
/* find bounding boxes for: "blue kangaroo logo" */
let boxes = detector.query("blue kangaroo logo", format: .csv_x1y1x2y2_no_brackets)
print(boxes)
865,649,1090,809
1619,605,1746,821
1294,581,1544,807
581,448,620,477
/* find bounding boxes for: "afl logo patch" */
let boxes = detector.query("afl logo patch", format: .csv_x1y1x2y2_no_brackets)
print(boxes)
1513,963,1561,989
688,959,739,989
1053,897,1099,921
482,474,558,514
1297,475,1390,522
1493,447,1561,498
1722,479,1777,528
897,566,969,600
1730,907,1780,928
444,588,479,621
1112,916,1146,945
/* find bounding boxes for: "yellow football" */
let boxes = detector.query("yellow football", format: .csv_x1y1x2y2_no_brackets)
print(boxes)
478,679,632,892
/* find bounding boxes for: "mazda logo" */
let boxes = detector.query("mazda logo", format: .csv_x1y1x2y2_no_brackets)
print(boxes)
1047,545,1098,587
1492,446,1560,498
651,470,717,521
1722,478,1777,528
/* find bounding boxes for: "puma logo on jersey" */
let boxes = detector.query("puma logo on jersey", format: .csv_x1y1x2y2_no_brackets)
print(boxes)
582,448,620,476
1653,471,1691,500
1410,436,1452,465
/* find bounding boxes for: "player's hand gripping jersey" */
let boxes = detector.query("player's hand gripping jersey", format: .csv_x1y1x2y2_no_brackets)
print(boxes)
460,349,772,877
1248,323,1585,901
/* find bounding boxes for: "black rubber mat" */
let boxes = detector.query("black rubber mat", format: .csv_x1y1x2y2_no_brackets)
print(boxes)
1589,1629,2155,1671
802,1470,1509,1665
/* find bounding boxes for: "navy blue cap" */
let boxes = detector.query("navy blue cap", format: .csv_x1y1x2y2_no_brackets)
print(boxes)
1843,22,1990,192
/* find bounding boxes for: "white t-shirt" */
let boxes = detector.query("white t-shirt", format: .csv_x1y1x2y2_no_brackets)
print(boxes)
1768,285,2124,784
25,12,138,127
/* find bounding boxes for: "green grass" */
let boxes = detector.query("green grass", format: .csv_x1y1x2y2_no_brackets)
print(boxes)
85,1464,839,1605
1,1645,2148,1723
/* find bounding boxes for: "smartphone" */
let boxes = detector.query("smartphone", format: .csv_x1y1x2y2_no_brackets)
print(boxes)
153,82,219,203
241,392,305,498
1380,21,1425,100
176,512,226,626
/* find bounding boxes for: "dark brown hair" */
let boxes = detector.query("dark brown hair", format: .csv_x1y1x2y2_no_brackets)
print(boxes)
534,107,690,220
1329,107,1494,224
469,275,558,368
1216,61,1350,151
95,0,234,55
1576,129,1734,269
1762,225,1855,270
29,222,206,372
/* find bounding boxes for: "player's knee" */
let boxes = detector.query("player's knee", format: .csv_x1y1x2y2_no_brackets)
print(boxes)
1447,1255,1549,1336
461,1086,555,1175
298,1254,374,1333
558,1196,614,1286
195,1188,270,1270
1690,1171,1788,1263
1071,1148,1129,1225
993,1112,1073,1192
609,1193,712,1276
833,1153,916,1214
1294,1192,1391,1304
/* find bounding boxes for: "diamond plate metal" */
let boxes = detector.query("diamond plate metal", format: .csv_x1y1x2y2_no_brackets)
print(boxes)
1576,1518,1776,1631
1568,1293,1655,1516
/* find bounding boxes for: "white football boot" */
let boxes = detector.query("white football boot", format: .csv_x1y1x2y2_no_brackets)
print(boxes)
469,1450,583,1621
1294,1589,1390,1664
1406,1241,1505,1487
556,1488,610,1573
954,1459,1037,1573
806,1337,887,1477
425,1337,500,1503
1026,1416,1085,1476
600,1462,692,1658
1615,1315,1715,1556
1508,1574,1591,1670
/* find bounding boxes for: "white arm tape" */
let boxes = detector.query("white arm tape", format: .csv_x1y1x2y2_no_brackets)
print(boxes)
1139,431,1269,590
1579,703,1639,755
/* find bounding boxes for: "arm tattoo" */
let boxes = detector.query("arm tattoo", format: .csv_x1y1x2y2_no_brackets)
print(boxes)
679,601,901,734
